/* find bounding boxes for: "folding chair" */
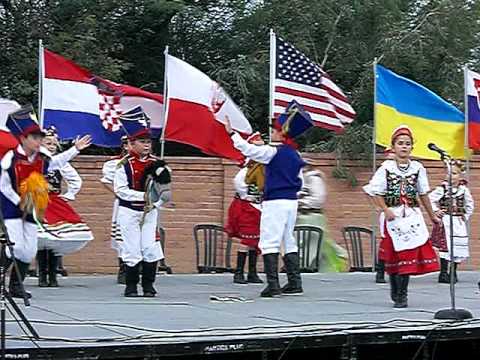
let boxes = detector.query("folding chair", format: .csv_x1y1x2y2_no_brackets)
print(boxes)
341,226,375,272
157,226,172,274
193,224,233,273
294,225,324,272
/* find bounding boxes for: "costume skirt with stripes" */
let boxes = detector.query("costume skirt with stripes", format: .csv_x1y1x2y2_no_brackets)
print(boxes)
37,193,93,256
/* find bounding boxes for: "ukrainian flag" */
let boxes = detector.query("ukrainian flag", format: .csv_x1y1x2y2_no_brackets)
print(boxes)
375,64,465,160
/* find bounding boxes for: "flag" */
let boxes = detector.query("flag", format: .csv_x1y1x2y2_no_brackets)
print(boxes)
0,99,20,158
466,68,480,150
375,64,464,160
41,49,164,147
165,54,252,162
272,36,355,132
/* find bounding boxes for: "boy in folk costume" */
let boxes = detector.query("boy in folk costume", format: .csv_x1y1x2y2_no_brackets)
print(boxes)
429,160,474,283
101,136,130,284
225,132,264,285
225,100,312,298
364,125,439,308
0,105,91,298
36,127,94,287
113,106,171,297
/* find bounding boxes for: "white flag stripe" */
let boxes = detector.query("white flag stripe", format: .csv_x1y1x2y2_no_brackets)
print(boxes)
166,55,252,134
43,78,100,115
467,69,480,96
274,92,338,112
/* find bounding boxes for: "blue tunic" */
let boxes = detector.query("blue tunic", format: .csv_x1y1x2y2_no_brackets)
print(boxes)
263,145,305,201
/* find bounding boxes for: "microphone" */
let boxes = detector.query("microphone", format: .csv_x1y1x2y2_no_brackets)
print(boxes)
428,143,449,157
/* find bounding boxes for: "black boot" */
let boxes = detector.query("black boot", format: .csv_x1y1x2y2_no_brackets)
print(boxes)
117,258,126,284
453,262,458,283
394,275,409,308
157,258,173,274
375,260,386,283
438,258,449,283
281,253,303,295
37,250,48,287
233,252,248,284
247,250,263,284
124,263,140,297
56,256,68,277
48,251,59,287
141,261,158,297
389,274,398,303
260,253,281,298
9,260,32,299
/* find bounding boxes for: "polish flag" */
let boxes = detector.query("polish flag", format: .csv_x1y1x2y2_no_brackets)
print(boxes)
41,49,164,147
0,99,20,158
165,55,252,162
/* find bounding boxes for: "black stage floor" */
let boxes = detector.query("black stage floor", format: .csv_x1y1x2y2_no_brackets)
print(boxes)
3,272,480,359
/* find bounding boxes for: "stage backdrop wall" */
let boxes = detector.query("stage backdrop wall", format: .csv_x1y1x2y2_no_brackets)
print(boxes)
65,154,480,274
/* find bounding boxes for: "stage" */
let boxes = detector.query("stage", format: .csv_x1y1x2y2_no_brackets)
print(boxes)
3,272,480,359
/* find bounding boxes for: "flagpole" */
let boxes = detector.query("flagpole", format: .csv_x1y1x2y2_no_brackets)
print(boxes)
160,46,169,159
371,57,378,271
268,29,276,143
38,39,44,127
464,66,470,181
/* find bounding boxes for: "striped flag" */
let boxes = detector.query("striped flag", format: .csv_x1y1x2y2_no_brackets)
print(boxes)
272,35,355,132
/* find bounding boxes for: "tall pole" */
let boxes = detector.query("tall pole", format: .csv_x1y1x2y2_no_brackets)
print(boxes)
268,29,276,143
371,58,378,269
160,46,169,159
38,39,44,127
463,66,472,257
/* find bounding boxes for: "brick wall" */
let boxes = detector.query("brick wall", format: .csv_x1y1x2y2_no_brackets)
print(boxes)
64,154,480,274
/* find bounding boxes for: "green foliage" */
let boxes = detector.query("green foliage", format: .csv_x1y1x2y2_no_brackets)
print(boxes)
1,0,479,166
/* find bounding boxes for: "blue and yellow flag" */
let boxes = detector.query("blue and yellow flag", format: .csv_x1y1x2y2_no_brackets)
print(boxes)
375,64,465,160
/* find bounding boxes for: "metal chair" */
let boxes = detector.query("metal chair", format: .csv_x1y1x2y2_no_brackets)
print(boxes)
293,225,324,273
342,226,375,272
193,224,233,273
157,226,173,274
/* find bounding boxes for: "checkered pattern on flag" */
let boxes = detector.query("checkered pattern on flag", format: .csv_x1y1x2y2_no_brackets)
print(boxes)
273,37,355,132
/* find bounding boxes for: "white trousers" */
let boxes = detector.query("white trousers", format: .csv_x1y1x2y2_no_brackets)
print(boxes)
259,199,298,255
4,219,38,263
117,206,164,267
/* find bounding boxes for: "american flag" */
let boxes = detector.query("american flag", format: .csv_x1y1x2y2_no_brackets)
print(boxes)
273,36,355,132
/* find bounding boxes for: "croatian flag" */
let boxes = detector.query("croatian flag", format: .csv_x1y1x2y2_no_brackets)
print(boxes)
165,55,252,162
466,68,480,150
41,49,164,147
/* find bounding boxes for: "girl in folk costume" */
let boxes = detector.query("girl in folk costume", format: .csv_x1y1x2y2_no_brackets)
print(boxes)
36,127,94,287
428,160,474,283
226,100,311,298
363,147,396,283
100,136,130,284
0,105,91,298
225,132,264,285
297,161,347,272
364,125,439,308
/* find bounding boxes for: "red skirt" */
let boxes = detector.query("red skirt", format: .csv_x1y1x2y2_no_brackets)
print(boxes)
44,193,83,224
379,221,439,275
225,198,260,249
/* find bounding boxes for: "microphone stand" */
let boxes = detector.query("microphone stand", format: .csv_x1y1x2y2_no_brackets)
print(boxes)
434,153,472,320
0,202,39,359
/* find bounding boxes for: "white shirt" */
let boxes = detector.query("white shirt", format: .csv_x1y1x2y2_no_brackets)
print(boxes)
0,145,79,206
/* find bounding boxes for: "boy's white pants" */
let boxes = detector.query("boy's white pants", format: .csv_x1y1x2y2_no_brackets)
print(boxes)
259,199,298,255
4,219,38,263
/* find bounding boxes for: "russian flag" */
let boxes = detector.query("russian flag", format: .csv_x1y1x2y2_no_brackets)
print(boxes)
41,49,164,147
466,68,480,150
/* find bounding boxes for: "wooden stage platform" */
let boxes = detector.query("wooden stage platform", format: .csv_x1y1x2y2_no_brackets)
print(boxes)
3,272,480,359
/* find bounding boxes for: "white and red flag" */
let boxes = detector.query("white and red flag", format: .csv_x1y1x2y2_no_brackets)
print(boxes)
271,33,355,132
41,48,164,147
164,55,252,162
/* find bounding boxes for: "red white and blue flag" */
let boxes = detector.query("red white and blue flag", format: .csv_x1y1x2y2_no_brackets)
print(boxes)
466,68,480,150
272,35,355,132
41,49,163,147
